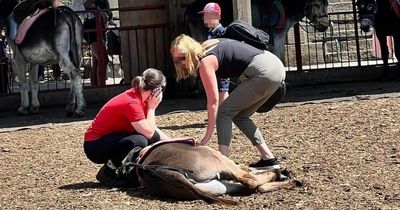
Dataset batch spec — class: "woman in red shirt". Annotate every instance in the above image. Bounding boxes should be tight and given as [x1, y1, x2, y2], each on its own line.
[84, 68, 170, 187]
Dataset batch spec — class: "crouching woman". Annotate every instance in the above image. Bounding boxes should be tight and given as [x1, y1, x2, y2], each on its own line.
[83, 68, 170, 187]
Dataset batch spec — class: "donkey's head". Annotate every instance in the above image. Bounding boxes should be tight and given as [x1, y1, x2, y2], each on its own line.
[305, 0, 330, 32]
[356, 0, 376, 32]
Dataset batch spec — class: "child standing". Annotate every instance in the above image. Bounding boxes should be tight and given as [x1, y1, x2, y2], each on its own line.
[199, 2, 230, 105]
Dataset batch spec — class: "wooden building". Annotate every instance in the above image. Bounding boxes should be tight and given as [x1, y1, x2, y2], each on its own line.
[116, 0, 252, 81]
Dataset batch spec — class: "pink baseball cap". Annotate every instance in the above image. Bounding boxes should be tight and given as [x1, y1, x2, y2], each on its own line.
[198, 2, 221, 16]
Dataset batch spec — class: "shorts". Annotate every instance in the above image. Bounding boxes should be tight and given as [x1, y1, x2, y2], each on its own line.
[217, 77, 230, 92]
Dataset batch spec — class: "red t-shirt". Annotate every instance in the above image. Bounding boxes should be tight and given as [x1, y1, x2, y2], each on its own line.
[84, 88, 148, 141]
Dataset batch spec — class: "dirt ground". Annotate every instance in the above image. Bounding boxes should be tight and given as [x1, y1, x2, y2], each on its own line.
[1, 82, 400, 209]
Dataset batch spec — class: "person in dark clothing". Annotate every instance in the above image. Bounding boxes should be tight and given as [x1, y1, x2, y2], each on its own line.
[171, 34, 286, 170]
[72, 0, 111, 87]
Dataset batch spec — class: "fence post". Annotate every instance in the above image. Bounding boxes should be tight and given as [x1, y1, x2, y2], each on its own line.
[95, 10, 107, 87]
[294, 23, 303, 71]
[232, 0, 252, 24]
[352, 0, 362, 66]
[166, 0, 179, 98]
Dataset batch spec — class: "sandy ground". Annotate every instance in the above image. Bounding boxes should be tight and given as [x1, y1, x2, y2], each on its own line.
[0, 81, 400, 209]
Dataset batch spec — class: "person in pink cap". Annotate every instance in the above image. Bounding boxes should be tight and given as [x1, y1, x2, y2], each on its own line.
[199, 2, 223, 38]
[199, 2, 230, 111]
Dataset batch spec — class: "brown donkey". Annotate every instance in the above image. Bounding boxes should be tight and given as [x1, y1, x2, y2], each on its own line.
[127, 141, 294, 205]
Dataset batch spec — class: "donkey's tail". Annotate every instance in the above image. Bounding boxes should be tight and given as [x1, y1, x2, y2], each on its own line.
[143, 168, 237, 206]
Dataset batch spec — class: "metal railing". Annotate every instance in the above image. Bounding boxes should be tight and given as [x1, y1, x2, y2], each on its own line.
[283, 10, 396, 71]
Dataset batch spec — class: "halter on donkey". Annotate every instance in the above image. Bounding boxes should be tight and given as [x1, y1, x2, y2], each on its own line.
[1, 1, 85, 116]
[357, 0, 400, 79]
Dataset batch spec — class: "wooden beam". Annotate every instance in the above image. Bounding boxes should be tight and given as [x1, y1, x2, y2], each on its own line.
[167, 0, 179, 38]
[232, 0, 252, 24]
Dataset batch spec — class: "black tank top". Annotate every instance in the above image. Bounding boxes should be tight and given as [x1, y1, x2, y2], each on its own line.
[204, 38, 264, 78]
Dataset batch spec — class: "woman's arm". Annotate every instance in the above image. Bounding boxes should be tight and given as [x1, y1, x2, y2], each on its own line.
[156, 128, 170, 140]
[131, 91, 170, 142]
[198, 55, 219, 145]
[130, 118, 170, 142]
[131, 119, 156, 139]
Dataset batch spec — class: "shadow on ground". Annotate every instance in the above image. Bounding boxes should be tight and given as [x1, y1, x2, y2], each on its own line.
[59, 182, 183, 204]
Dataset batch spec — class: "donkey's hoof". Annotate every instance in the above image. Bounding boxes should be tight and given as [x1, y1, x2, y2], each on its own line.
[66, 110, 74, 117]
[291, 179, 303, 187]
[30, 107, 40, 114]
[18, 108, 30, 115]
[65, 110, 84, 118]
[73, 111, 85, 118]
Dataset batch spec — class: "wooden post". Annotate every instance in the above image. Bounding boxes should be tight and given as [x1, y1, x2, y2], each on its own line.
[167, 0, 179, 39]
[232, 0, 252, 24]
[294, 24, 302, 71]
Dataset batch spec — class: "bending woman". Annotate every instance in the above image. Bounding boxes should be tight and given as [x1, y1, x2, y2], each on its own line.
[171, 34, 285, 169]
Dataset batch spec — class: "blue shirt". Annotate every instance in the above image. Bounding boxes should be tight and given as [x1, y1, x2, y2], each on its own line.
[207, 24, 225, 39]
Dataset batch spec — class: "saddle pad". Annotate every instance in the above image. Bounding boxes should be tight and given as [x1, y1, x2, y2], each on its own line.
[15, 8, 49, 45]
[137, 137, 196, 164]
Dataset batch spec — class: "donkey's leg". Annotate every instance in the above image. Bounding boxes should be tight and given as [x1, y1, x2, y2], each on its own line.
[143, 170, 237, 205]
[206, 148, 277, 189]
[14, 56, 30, 115]
[195, 180, 254, 196]
[271, 30, 287, 62]
[59, 56, 85, 117]
[270, 18, 296, 64]
[29, 64, 40, 114]
[257, 180, 293, 193]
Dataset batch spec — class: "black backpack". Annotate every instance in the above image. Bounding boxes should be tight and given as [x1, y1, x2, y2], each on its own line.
[219, 19, 270, 50]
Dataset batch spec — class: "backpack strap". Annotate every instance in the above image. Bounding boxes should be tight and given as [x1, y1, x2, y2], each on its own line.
[203, 39, 220, 55]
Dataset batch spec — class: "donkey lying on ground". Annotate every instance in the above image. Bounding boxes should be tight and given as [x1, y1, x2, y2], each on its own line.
[122, 139, 296, 205]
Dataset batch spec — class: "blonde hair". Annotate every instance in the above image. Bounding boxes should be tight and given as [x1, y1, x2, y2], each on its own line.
[131, 68, 166, 90]
[170, 34, 205, 79]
